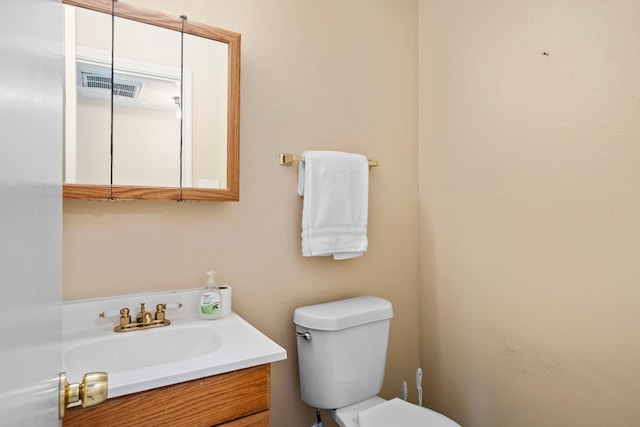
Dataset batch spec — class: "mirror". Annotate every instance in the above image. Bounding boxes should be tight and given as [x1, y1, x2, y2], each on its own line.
[62, 0, 240, 201]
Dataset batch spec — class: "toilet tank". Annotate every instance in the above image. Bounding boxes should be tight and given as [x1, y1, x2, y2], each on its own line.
[294, 296, 393, 410]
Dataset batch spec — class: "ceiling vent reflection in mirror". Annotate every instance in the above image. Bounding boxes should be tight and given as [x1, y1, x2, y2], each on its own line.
[75, 47, 187, 111]
[81, 72, 141, 99]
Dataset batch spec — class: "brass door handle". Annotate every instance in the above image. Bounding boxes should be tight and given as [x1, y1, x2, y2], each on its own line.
[59, 371, 108, 419]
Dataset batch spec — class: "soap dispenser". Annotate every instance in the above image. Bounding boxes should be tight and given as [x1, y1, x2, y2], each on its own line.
[199, 271, 222, 320]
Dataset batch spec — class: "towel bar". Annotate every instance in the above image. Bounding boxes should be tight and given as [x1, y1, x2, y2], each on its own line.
[279, 153, 379, 168]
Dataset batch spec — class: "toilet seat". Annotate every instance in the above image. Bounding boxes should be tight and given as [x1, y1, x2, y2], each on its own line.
[357, 398, 460, 427]
[331, 396, 387, 427]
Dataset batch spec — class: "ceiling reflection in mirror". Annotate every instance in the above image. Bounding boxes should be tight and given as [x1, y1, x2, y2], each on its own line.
[62, 0, 240, 201]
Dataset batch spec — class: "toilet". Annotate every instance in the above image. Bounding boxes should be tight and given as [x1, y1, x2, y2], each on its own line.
[294, 296, 460, 427]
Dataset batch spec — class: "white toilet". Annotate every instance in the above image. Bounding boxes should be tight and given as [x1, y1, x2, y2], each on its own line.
[294, 296, 460, 427]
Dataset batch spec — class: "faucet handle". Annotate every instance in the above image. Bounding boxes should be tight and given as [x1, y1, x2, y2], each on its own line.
[155, 302, 182, 321]
[99, 309, 121, 318]
[164, 302, 183, 311]
[100, 307, 129, 319]
[99, 307, 131, 326]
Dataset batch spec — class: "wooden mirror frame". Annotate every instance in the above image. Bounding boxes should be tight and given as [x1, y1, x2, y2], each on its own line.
[62, 0, 240, 201]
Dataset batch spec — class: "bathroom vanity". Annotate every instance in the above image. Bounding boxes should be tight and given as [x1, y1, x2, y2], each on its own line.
[63, 364, 271, 426]
[61, 289, 286, 427]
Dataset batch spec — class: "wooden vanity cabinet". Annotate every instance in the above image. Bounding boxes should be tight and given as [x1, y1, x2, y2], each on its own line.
[63, 364, 271, 427]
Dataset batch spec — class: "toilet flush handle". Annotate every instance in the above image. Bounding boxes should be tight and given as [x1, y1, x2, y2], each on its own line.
[296, 331, 312, 341]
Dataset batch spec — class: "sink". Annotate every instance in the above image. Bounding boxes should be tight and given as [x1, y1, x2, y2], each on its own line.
[64, 325, 222, 374]
[63, 288, 286, 399]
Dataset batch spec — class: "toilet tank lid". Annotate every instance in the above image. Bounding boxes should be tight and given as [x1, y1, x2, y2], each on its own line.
[294, 296, 393, 331]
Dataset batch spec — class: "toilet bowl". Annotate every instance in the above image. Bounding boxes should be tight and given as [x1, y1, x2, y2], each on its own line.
[294, 296, 460, 427]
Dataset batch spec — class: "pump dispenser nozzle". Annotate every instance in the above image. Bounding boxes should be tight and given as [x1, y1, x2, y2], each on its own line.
[207, 271, 216, 287]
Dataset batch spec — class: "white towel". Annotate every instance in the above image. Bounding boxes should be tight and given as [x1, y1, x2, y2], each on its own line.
[297, 150, 369, 260]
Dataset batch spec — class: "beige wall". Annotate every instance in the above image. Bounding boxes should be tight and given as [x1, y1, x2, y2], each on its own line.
[419, 1, 640, 426]
[63, 1, 419, 427]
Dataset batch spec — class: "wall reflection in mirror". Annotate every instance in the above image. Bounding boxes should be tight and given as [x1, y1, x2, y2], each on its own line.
[62, 0, 240, 201]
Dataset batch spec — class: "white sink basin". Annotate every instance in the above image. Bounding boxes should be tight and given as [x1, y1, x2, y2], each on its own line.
[64, 324, 223, 374]
[63, 289, 287, 398]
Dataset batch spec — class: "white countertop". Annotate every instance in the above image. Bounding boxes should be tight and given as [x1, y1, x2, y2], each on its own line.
[63, 289, 287, 398]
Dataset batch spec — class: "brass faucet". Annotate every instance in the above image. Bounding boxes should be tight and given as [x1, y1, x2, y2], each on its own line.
[136, 303, 153, 325]
[100, 302, 182, 332]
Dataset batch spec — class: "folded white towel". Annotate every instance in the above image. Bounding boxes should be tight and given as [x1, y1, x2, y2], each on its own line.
[298, 150, 369, 260]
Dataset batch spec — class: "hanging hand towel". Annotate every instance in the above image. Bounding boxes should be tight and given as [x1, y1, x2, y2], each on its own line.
[297, 150, 369, 260]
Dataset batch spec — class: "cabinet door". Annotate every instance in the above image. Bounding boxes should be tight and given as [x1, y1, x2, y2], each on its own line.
[64, 365, 270, 427]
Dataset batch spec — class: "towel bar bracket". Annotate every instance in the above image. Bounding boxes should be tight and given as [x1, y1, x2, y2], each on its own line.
[279, 153, 305, 166]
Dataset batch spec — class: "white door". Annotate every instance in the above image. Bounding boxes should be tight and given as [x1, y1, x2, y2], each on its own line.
[0, 0, 64, 425]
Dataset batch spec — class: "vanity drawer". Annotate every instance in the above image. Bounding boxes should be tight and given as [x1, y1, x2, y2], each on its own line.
[63, 364, 271, 427]
[217, 410, 269, 427]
